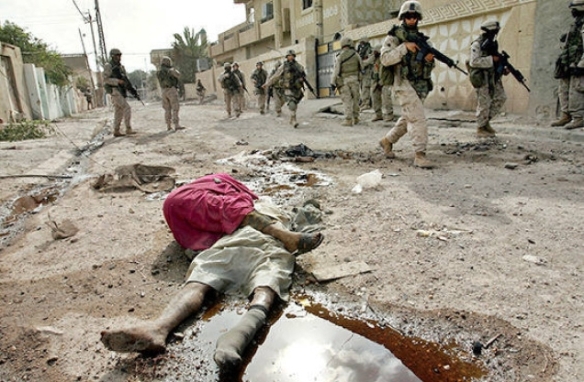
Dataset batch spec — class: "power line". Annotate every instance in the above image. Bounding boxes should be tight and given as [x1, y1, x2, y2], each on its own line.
[71, 0, 90, 23]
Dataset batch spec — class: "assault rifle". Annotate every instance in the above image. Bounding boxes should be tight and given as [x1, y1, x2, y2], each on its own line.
[302, 76, 318, 97]
[111, 65, 144, 104]
[494, 51, 531, 92]
[406, 34, 468, 75]
[481, 39, 530, 92]
[266, 86, 273, 109]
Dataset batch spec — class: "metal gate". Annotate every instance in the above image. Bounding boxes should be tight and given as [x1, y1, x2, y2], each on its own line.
[316, 40, 341, 98]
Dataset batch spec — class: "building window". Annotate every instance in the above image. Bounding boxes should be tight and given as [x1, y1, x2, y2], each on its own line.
[261, 2, 274, 22]
[302, 0, 313, 10]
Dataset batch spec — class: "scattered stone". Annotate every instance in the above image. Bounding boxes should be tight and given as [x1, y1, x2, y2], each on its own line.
[504, 162, 519, 169]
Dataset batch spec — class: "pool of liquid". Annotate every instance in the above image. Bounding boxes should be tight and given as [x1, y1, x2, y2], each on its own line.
[137, 293, 486, 382]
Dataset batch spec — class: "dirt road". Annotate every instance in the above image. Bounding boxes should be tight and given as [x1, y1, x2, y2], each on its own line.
[0, 98, 582, 381]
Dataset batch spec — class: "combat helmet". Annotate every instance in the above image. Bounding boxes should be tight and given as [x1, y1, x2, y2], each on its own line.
[340, 37, 353, 48]
[224, 62, 232, 70]
[398, 1, 423, 20]
[109, 48, 122, 56]
[161, 56, 172, 66]
[570, 0, 584, 11]
[480, 20, 500, 33]
[286, 49, 296, 57]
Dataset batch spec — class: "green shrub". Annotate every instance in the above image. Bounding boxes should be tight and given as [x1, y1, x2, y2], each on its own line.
[0, 120, 55, 142]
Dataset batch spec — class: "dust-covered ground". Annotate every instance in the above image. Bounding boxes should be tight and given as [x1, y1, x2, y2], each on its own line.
[0, 98, 582, 382]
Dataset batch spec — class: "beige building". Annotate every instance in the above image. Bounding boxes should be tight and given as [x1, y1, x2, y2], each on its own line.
[197, 0, 566, 120]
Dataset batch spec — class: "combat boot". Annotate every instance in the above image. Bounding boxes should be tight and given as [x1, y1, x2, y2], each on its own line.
[371, 115, 383, 122]
[290, 116, 299, 128]
[384, 114, 395, 122]
[564, 117, 584, 130]
[276, 111, 282, 117]
[353, 117, 360, 125]
[113, 130, 124, 137]
[125, 127, 137, 135]
[167, 124, 172, 131]
[477, 125, 495, 138]
[379, 137, 395, 159]
[341, 119, 353, 126]
[551, 113, 571, 127]
[485, 121, 497, 135]
[414, 152, 434, 168]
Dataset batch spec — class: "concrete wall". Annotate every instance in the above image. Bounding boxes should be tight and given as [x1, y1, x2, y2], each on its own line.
[0, 42, 32, 123]
[528, 0, 571, 120]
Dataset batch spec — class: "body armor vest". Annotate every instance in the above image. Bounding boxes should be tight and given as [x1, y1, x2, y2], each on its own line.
[157, 67, 179, 88]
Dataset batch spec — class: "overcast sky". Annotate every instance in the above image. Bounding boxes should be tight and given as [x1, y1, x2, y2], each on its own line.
[0, 0, 246, 72]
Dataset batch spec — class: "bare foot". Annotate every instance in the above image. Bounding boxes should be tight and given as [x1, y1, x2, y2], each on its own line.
[100, 322, 167, 353]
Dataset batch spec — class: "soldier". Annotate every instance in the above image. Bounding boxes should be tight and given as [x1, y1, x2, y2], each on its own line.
[103, 48, 136, 137]
[157, 56, 183, 131]
[378, 0, 435, 169]
[357, 37, 373, 111]
[331, 36, 363, 126]
[232, 62, 246, 116]
[251, 61, 269, 114]
[468, 20, 508, 138]
[551, 0, 584, 129]
[196, 79, 206, 105]
[371, 45, 393, 122]
[217, 62, 243, 118]
[267, 61, 285, 117]
[264, 50, 307, 128]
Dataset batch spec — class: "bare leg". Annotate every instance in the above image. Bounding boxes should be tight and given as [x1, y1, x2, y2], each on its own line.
[214, 287, 275, 369]
[240, 210, 324, 254]
[100, 282, 212, 353]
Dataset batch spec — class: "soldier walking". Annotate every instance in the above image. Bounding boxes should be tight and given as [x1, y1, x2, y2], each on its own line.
[468, 20, 507, 138]
[267, 61, 285, 117]
[251, 62, 269, 114]
[264, 50, 307, 128]
[196, 79, 206, 105]
[331, 37, 363, 126]
[551, 0, 584, 129]
[218, 62, 243, 119]
[357, 38, 373, 111]
[157, 56, 183, 131]
[378, 1, 435, 168]
[232, 62, 246, 116]
[103, 48, 135, 137]
[371, 45, 395, 122]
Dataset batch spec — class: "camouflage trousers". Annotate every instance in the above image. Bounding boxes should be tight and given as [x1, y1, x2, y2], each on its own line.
[110, 89, 132, 132]
[284, 89, 304, 119]
[224, 90, 242, 116]
[272, 88, 285, 114]
[371, 84, 393, 118]
[383, 81, 428, 154]
[340, 76, 360, 120]
[232, 92, 245, 113]
[360, 69, 372, 108]
[475, 79, 506, 127]
[558, 76, 584, 118]
[256, 92, 267, 113]
[161, 87, 180, 128]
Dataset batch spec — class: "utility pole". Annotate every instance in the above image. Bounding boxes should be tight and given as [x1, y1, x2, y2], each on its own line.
[78, 27, 96, 104]
[86, 12, 100, 74]
[95, 0, 107, 65]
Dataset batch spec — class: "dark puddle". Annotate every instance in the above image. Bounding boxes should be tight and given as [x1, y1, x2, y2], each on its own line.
[130, 293, 486, 382]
